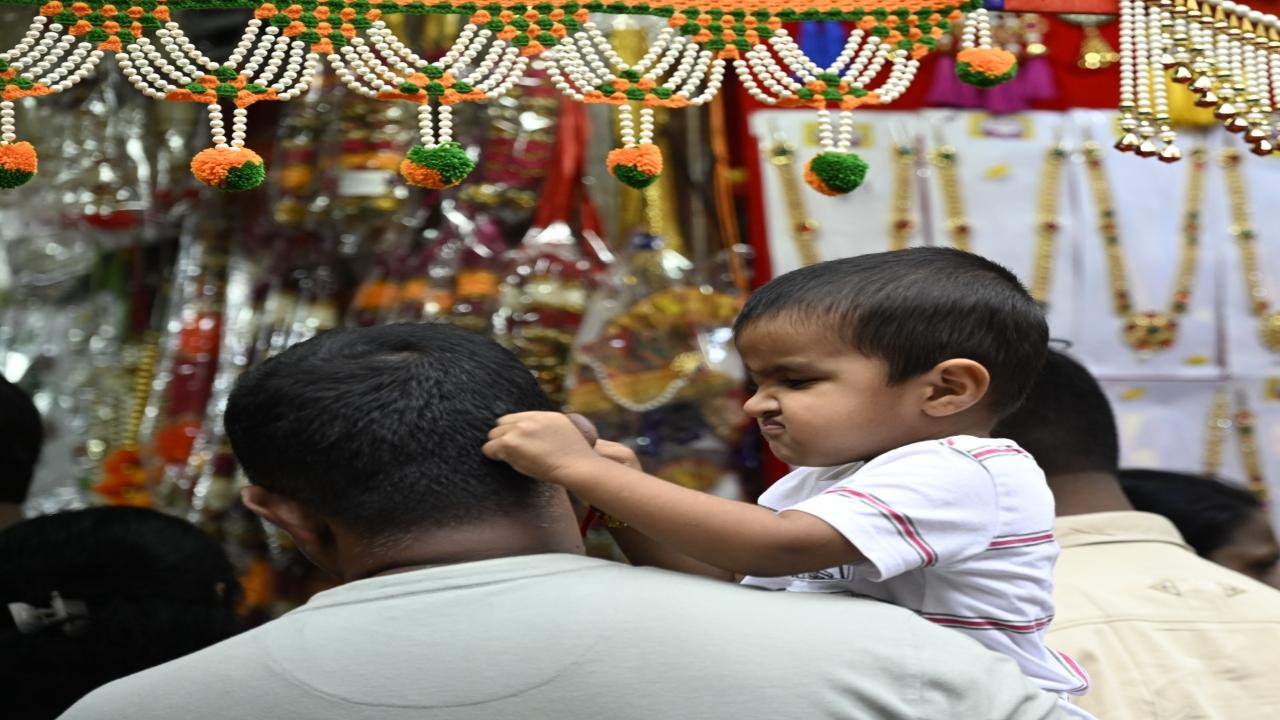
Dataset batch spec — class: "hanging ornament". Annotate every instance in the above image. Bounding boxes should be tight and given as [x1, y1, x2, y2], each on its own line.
[191, 146, 265, 191]
[1059, 14, 1120, 70]
[607, 104, 663, 189]
[802, 108, 868, 196]
[0, 138, 36, 188]
[400, 102, 475, 189]
[804, 150, 868, 196]
[1114, 0, 1181, 160]
[955, 9, 1018, 87]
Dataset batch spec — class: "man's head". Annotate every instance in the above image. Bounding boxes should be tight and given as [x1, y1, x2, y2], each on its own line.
[0, 506, 241, 718]
[734, 248, 1048, 465]
[993, 349, 1119, 479]
[1120, 469, 1280, 587]
[0, 376, 42, 520]
[226, 323, 569, 570]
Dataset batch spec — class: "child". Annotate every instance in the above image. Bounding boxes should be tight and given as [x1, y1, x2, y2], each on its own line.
[484, 247, 1093, 718]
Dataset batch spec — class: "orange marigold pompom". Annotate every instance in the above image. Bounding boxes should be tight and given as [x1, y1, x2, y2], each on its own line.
[955, 47, 1019, 87]
[190, 147, 266, 191]
[606, 144, 664, 189]
[0, 141, 38, 188]
[957, 47, 1017, 76]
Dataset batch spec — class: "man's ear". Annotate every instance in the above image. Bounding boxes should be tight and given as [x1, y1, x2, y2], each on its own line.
[241, 486, 337, 573]
[920, 359, 991, 418]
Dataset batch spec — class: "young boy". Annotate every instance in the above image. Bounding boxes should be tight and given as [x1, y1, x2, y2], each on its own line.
[484, 248, 1092, 717]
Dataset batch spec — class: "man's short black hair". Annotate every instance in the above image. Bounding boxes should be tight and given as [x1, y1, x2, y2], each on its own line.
[734, 248, 1048, 416]
[0, 376, 43, 504]
[992, 349, 1119, 477]
[225, 323, 556, 537]
[1119, 469, 1263, 557]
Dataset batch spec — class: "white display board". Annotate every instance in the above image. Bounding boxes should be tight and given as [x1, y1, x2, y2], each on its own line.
[752, 108, 1280, 504]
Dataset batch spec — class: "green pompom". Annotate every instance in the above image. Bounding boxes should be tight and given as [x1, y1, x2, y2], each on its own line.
[401, 143, 476, 188]
[804, 152, 869, 196]
[612, 164, 659, 189]
[0, 168, 34, 189]
[221, 162, 266, 192]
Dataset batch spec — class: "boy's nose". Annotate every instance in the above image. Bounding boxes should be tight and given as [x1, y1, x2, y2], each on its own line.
[742, 390, 778, 418]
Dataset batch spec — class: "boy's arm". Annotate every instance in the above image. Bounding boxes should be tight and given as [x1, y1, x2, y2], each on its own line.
[590, 440, 736, 581]
[607, 525, 737, 581]
[485, 412, 866, 577]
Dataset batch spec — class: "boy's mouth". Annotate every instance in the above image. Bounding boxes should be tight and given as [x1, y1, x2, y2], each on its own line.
[760, 419, 786, 437]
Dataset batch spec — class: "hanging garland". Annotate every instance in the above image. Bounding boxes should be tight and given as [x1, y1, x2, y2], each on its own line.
[7, 0, 1274, 188]
[0, 0, 992, 194]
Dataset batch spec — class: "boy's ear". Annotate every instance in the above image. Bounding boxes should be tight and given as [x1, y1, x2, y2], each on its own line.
[920, 359, 990, 417]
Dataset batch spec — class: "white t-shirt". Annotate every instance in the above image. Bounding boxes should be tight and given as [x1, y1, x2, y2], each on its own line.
[742, 436, 1092, 712]
[59, 553, 1064, 720]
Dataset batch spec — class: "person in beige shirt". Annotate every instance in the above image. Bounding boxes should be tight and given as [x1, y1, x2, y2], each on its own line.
[995, 349, 1280, 719]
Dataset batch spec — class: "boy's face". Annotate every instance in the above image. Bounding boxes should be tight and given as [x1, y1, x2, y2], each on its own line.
[737, 320, 935, 467]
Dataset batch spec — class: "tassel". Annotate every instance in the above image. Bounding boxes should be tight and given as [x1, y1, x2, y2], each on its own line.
[1017, 56, 1056, 103]
[926, 56, 983, 108]
[1166, 75, 1217, 127]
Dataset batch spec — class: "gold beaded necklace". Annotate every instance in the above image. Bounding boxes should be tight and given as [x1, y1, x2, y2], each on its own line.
[926, 142, 1067, 309]
[766, 136, 821, 267]
[1204, 390, 1267, 499]
[1081, 142, 1206, 353]
[889, 144, 917, 251]
[1219, 148, 1280, 353]
[1030, 144, 1069, 309]
[927, 145, 972, 253]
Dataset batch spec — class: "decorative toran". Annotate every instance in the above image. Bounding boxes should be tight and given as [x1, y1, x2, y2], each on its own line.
[3, 0, 1275, 191]
[0, 0, 1019, 195]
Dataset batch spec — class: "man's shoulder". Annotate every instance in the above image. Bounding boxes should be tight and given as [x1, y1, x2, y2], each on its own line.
[1054, 538, 1280, 628]
[59, 630, 273, 718]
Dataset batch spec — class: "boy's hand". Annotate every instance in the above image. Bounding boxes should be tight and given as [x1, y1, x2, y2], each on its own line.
[484, 412, 605, 484]
[594, 439, 642, 471]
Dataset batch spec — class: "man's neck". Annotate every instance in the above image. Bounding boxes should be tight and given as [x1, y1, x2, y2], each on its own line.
[336, 508, 586, 583]
[1047, 471, 1135, 517]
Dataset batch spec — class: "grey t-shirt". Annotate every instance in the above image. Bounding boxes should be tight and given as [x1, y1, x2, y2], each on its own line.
[61, 553, 1063, 719]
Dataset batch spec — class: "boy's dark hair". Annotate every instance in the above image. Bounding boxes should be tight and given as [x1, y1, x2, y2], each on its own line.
[225, 323, 556, 537]
[734, 248, 1048, 416]
[0, 507, 241, 718]
[0, 376, 43, 504]
[992, 349, 1120, 476]
[1118, 469, 1263, 557]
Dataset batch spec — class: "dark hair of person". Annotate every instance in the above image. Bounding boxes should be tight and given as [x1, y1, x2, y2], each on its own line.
[733, 247, 1048, 417]
[0, 506, 241, 719]
[1118, 468, 1263, 557]
[0, 375, 44, 504]
[992, 349, 1120, 477]
[225, 322, 557, 537]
